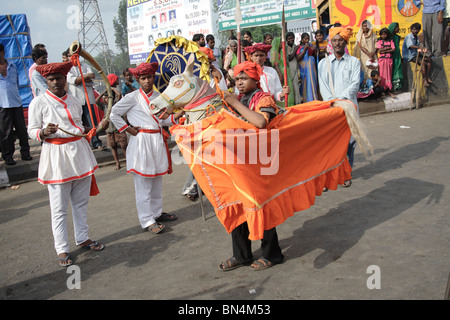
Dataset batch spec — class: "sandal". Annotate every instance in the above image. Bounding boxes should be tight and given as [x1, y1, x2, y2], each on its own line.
[156, 212, 177, 222]
[57, 254, 73, 267]
[343, 180, 352, 188]
[146, 222, 165, 234]
[185, 194, 198, 202]
[218, 257, 247, 271]
[80, 240, 105, 251]
[251, 257, 275, 271]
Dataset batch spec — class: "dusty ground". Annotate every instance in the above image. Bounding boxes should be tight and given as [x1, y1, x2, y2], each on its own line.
[0, 104, 449, 302]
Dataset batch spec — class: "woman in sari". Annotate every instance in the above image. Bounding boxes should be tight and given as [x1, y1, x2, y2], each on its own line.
[296, 33, 318, 102]
[388, 22, 404, 91]
[224, 39, 245, 78]
[353, 20, 378, 80]
[269, 36, 297, 107]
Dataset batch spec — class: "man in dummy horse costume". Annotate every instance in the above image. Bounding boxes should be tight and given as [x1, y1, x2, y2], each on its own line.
[146, 45, 373, 271]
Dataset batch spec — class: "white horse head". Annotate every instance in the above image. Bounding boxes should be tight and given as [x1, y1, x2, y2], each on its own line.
[150, 54, 223, 123]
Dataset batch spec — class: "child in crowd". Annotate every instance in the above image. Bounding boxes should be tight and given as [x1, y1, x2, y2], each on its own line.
[370, 70, 394, 98]
[95, 74, 128, 170]
[402, 22, 433, 86]
[376, 28, 395, 95]
[313, 30, 328, 61]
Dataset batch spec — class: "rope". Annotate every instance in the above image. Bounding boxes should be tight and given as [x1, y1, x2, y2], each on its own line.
[71, 53, 96, 129]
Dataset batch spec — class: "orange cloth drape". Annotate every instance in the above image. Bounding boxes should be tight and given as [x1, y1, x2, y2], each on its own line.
[170, 100, 353, 240]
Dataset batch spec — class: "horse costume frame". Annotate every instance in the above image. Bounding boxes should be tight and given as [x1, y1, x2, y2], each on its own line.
[150, 54, 373, 241]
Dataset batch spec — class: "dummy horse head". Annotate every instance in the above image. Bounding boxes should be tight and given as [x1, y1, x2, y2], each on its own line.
[150, 54, 224, 124]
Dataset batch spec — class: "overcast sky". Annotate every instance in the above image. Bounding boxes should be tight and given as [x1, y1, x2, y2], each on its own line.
[3, 0, 121, 63]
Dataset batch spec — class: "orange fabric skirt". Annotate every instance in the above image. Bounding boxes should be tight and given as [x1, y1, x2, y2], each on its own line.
[170, 100, 353, 240]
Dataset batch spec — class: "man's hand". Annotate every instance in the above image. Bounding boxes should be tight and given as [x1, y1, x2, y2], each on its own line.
[126, 126, 140, 136]
[43, 123, 59, 136]
[223, 91, 239, 105]
[97, 119, 109, 131]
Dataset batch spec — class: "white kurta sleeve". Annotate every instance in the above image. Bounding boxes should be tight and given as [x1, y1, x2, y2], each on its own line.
[110, 94, 135, 133]
[27, 98, 44, 142]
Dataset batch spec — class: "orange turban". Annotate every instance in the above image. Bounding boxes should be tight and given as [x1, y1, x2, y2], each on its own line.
[36, 61, 73, 78]
[244, 43, 272, 55]
[233, 61, 263, 81]
[329, 26, 353, 42]
[199, 47, 216, 62]
[129, 62, 158, 78]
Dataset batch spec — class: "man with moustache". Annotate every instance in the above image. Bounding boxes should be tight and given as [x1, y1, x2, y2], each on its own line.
[27, 61, 107, 267]
[318, 27, 360, 187]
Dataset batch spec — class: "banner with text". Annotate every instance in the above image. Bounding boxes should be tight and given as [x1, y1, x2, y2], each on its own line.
[217, 0, 315, 31]
[127, 0, 214, 64]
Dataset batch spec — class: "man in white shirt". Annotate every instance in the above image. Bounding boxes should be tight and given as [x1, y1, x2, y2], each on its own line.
[244, 43, 290, 103]
[318, 26, 360, 187]
[30, 45, 48, 97]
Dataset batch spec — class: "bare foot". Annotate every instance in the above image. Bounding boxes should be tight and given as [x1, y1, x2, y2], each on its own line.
[114, 163, 121, 170]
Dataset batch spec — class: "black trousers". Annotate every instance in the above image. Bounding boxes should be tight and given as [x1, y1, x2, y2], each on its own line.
[0, 107, 30, 160]
[231, 222, 284, 264]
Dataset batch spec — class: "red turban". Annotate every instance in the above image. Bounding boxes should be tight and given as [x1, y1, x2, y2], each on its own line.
[129, 62, 158, 78]
[244, 43, 272, 55]
[233, 61, 263, 81]
[107, 74, 119, 86]
[199, 47, 216, 62]
[36, 61, 73, 78]
[329, 27, 353, 42]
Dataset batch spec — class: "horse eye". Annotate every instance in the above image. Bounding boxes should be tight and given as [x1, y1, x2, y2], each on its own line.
[174, 80, 183, 88]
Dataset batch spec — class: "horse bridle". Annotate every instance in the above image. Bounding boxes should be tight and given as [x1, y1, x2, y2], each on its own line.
[159, 73, 196, 106]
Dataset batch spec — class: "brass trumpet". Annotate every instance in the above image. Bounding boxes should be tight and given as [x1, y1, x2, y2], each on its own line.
[69, 40, 113, 133]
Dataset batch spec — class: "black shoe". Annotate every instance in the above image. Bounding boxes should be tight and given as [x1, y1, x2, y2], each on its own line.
[21, 155, 33, 161]
[5, 158, 16, 165]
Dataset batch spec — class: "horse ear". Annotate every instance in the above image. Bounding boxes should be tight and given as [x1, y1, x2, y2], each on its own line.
[185, 54, 195, 76]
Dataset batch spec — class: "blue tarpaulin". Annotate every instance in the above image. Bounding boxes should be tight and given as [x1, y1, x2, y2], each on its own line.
[0, 14, 34, 111]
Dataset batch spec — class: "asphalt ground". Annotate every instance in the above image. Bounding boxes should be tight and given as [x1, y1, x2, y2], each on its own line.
[0, 103, 449, 306]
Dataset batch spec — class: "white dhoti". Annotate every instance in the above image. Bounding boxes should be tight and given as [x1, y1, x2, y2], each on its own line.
[47, 175, 92, 254]
[133, 174, 163, 229]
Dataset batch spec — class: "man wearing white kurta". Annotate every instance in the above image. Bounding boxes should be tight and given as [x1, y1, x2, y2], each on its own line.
[27, 61, 105, 267]
[110, 62, 179, 234]
[244, 43, 290, 103]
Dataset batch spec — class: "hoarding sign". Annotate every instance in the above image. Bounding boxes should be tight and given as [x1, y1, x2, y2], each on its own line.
[217, 0, 316, 31]
[127, 0, 214, 64]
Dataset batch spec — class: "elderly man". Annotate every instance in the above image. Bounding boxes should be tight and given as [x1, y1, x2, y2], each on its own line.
[318, 27, 360, 187]
[27, 61, 106, 267]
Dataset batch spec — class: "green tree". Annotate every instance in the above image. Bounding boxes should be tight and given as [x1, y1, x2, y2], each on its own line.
[112, 0, 132, 72]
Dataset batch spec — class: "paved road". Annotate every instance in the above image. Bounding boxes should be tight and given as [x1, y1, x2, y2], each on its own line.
[1, 104, 449, 302]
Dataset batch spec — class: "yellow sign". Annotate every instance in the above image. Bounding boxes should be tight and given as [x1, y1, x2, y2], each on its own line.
[330, 0, 422, 41]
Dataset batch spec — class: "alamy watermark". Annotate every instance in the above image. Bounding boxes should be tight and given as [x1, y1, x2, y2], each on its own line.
[171, 124, 280, 175]
[366, 265, 381, 289]
[66, 5, 80, 31]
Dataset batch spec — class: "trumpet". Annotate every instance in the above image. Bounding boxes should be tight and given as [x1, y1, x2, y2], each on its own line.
[69, 40, 113, 133]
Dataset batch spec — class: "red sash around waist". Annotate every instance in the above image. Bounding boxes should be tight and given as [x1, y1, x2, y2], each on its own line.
[45, 136, 82, 144]
[138, 128, 172, 174]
